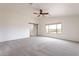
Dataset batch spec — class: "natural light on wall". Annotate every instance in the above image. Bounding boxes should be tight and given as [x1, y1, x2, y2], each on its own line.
[46, 24, 62, 34]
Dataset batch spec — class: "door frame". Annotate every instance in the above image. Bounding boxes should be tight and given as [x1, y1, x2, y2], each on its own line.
[29, 23, 38, 37]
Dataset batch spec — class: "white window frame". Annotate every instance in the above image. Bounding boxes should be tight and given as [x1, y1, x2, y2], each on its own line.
[46, 23, 62, 34]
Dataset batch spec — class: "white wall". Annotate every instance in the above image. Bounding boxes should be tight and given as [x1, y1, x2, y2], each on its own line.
[0, 4, 79, 42]
[0, 4, 38, 42]
[38, 16, 79, 42]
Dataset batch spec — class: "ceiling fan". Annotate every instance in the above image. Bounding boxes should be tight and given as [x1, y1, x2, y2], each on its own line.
[33, 9, 49, 17]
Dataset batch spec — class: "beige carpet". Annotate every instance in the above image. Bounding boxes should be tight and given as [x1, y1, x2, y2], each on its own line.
[0, 37, 79, 56]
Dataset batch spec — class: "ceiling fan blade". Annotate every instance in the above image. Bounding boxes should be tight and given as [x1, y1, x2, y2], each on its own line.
[43, 13, 49, 14]
[37, 15, 40, 17]
[33, 13, 39, 14]
[42, 13, 49, 15]
[40, 9, 43, 14]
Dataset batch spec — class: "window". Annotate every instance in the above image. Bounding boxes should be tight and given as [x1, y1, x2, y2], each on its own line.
[46, 24, 62, 33]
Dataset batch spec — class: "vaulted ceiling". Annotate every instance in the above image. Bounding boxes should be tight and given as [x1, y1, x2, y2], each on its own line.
[30, 3, 79, 17]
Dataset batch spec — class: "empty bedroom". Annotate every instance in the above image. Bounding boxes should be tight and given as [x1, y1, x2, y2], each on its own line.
[0, 3, 79, 56]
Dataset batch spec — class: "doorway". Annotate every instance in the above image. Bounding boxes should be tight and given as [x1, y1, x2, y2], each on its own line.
[29, 23, 38, 37]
